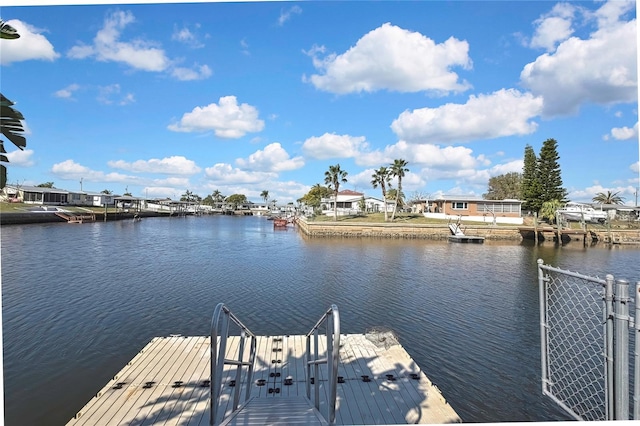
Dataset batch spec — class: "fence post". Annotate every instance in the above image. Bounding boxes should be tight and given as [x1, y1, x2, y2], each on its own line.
[634, 282, 640, 420]
[605, 275, 615, 420]
[537, 259, 549, 395]
[614, 279, 630, 420]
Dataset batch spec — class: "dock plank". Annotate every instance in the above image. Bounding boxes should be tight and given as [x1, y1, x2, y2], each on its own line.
[67, 334, 460, 425]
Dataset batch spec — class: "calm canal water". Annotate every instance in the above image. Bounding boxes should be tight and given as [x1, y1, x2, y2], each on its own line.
[2, 215, 638, 425]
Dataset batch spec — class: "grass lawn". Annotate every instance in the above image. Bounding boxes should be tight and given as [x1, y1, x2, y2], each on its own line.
[0, 202, 115, 214]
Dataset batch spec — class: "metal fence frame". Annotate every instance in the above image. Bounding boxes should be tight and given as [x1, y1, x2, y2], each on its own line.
[537, 259, 639, 420]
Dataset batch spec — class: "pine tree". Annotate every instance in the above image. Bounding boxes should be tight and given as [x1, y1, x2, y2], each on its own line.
[521, 144, 541, 212]
[536, 138, 567, 205]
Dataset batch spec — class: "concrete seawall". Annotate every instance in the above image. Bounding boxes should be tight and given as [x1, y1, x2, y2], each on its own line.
[295, 217, 523, 240]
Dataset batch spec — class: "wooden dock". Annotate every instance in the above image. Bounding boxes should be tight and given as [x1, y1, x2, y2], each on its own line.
[67, 334, 461, 425]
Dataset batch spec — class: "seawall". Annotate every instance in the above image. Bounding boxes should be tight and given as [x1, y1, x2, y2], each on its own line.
[295, 217, 523, 240]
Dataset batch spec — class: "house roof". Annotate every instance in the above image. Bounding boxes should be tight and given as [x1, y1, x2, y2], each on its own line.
[338, 189, 363, 196]
[431, 196, 522, 203]
[11, 185, 69, 194]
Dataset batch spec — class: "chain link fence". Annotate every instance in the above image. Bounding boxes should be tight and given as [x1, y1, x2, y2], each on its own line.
[537, 260, 639, 421]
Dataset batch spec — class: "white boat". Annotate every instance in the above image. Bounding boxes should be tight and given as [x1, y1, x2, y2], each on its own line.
[557, 202, 608, 223]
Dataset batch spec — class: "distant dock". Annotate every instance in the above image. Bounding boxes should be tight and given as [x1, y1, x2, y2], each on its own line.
[67, 334, 461, 425]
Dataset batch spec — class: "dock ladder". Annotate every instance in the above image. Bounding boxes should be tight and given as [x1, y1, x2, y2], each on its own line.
[209, 303, 340, 426]
[448, 216, 465, 236]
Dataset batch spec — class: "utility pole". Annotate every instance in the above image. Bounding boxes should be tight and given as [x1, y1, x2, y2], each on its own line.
[80, 177, 83, 192]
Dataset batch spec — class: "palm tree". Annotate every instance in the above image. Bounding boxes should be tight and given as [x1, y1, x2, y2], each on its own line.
[324, 164, 348, 221]
[1, 20, 26, 189]
[540, 199, 562, 224]
[260, 190, 269, 205]
[592, 190, 624, 205]
[389, 159, 409, 221]
[371, 166, 391, 222]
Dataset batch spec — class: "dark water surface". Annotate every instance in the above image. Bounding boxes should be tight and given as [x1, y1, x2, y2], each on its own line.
[2, 216, 638, 425]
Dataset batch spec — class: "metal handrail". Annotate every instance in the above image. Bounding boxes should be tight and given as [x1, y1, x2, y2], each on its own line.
[305, 304, 340, 425]
[210, 303, 256, 426]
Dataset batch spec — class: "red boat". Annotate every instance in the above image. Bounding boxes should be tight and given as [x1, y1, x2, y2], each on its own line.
[273, 218, 289, 227]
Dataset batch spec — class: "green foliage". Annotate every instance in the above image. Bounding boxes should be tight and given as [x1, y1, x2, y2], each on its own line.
[592, 190, 624, 205]
[37, 182, 54, 188]
[324, 164, 348, 221]
[390, 159, 409, 220]
[371, 166, 391, 222]
[260, 190, 269, 203]
[521, 144, 541, 211]
[387, 189, 405, 207]
[298, 184, 332, 209]
[0, 19, 27, 189]
[537, 138, 567, 204]
[1, 22, 26, 190]
[484, 172, 522, 200]
[180, 190, 199, 202]
[226, 193, 248, 208]
[202, 194, 215, 206]
[101, 189, 113, 194]
[358, 196, 367, 213]
[520, 140, 566, 213]
[540, 199, 562, 224]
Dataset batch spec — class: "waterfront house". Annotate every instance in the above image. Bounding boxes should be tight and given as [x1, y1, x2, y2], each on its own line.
[321, 190, 394, 216]
[0, 184, 69, 205]
[68, 190, 117, 207]
[413, 195, 524, 225]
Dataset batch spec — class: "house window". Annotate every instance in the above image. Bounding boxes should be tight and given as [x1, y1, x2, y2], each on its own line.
[452, 202, 468, 210]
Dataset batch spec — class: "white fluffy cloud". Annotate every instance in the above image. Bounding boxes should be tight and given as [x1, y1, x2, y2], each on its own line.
[171, 64, 212, 81]
[608, 122, 639, 140]
[306, 23, 471, 94]
[301, 133, 368, 159]
[171, 25, 205, 49]
[529, 3, 576, 51]
[4, 149, 35, 167]
[0, 19, 59, 65]
[278, 5, 302, 26]
[65, 10, 212, 81]
[358, 140, 482, 170]
[51, 159, 136, 183]
[168, 96, 265, 139]
[391, 89, 543, 144]
[67, 10, 170, 72]
[204, 163, 276, 184]
[107, 156, 201, 175]
[236, 143, 304, 172]
[521, 1, 636, 116]
[54, 84, 80, 99]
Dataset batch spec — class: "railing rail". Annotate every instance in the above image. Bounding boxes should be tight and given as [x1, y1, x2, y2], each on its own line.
[210, 303, 256, 426]
[306, 304, 340, 425]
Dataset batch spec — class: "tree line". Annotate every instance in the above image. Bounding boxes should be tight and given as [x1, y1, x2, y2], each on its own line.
[298, 159, 410, 221]
[485, 138, 625, 222]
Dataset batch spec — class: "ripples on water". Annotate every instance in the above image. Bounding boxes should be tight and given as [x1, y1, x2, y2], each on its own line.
[2, 216, 638, 425]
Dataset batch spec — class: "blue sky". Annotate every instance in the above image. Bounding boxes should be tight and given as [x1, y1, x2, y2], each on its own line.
[1, 0, 638, 205]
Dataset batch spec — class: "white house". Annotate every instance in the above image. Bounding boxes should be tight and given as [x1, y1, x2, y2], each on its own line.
[0, 184, 69, 205]
[321, 190, 395, 216]
[68, 190, 117, 207]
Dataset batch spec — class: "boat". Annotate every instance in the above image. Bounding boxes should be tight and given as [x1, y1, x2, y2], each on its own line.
[273, 218, 289, 227]
[556, 202, 607, 223]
